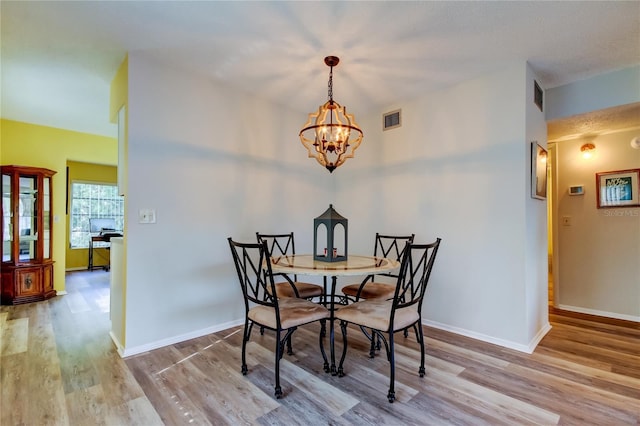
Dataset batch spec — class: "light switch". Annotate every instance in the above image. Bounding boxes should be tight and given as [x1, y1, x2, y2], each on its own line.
[562, 216, 571, 226]
[139, 209, 156, 224]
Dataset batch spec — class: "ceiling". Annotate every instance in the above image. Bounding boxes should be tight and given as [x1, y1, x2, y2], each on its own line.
[1, 1, 639, 139]
[547, 102, 640, 142]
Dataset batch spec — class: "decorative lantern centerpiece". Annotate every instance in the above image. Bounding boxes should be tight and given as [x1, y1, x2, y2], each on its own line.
[314, 204, 348, 262]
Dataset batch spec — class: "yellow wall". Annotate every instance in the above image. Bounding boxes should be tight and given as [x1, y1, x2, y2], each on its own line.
[65, 161, 118, 270]
[110, 55, 128, 122]
[0, 119, 117, 292]
[111, 56, 128, 199]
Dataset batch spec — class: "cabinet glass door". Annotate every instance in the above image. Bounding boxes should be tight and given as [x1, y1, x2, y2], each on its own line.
[2, 173, 12, 262]
[18, 176, 38, 261]
[43, 176, 51, 259]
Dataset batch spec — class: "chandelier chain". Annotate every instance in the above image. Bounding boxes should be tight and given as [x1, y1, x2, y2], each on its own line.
[328, 66, 333, 102]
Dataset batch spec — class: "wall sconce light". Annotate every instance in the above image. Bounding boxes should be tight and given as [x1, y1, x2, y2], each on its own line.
[631, 136, 640, 149]
[581, 143, 596, 159]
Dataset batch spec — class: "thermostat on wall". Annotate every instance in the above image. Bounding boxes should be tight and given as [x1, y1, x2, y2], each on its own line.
[569, 185, 584, 195]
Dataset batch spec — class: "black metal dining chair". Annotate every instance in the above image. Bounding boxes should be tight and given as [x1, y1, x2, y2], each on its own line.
[340, 233, 414, 357]
[256, 232, 326, 355]
[228, 237, 330, 399]
[341, 233, 415, 302]
[256, 232, 324, 301]
[335, 238, 441, 403]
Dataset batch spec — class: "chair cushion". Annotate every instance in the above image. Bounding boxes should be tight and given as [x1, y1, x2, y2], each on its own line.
[274, 281, 323, 299]
[335, 300, 419, 332]
[249, 297, 329, 330]
[341, 282, 396, 300]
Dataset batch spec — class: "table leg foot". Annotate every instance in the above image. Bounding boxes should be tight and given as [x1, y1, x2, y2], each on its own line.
[337, 367, 345, 377]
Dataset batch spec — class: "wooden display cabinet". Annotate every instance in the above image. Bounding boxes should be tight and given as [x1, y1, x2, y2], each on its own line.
[1, 165, 56, 304]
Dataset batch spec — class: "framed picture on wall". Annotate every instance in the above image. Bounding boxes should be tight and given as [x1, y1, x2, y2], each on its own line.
[531, 142, 548, 200]
[596, 169, 640, 208]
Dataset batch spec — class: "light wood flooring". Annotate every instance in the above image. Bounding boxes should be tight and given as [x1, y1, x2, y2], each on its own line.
[1, 270, 639, 425]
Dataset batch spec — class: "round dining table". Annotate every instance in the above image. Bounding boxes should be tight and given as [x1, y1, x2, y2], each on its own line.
[270, 254, 400, 375]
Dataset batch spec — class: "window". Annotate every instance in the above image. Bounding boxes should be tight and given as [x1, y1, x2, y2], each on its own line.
[70, 182, 123, 248]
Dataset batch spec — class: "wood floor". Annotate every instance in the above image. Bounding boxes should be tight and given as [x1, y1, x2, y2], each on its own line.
[1, 270, 638, 425]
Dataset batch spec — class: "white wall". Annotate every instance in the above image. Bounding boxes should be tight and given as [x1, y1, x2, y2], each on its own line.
[335, 62, 549, 351]
[525, 63, 552, 346]
[553, 129, 640, 321]
[545, 65, 640, 121]
[124, 53, 335, 351]
[121, 55, 549, 354]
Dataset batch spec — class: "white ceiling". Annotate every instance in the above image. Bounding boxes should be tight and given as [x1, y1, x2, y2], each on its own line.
[547, 102, 640, 142]
[2, 1, 639, 138]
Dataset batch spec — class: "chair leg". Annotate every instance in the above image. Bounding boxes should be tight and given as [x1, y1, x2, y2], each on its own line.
[319, 320, 329, 373]
[401, 325, 419, 341]
[337, 320, 348, 377]
[417, 322, 426, 377]
[278, 329, 295, 361]
[241, 319, 251, 375]
[274, 329, 283, 399]
[369, 328, 376, 358]
[261, 323, 293, 356]
[246, 322, 254, 341]
[361, 327, 381, 358]
[387, 331, 396, 403]
[286, 334, 294, 355]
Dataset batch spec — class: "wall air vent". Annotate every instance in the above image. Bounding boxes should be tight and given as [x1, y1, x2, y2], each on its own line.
[383, 109, 401, 131]
[534, 80, 543, 112]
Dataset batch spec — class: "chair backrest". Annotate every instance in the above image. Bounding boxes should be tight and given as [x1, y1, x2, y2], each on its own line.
[256, 232, 296, 257]
[228, 238, 280, 316]
[256, 232, 299, 281]
[391, 238, 441, 320]
[373, 233, 415, 279]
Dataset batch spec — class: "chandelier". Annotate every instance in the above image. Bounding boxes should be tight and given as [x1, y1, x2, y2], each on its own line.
[299, 56, 363, 173]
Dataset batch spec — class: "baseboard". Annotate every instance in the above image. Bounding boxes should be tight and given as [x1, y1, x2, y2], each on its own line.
[422, 319, 551, 354]
[65, 267, 90, 272]
[114, 315, 555, 358]
[557, 304, 640, 323]
[109, 331, 126, 357]
[527, 322, 552, 352]
[115, 318, 244, 358]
